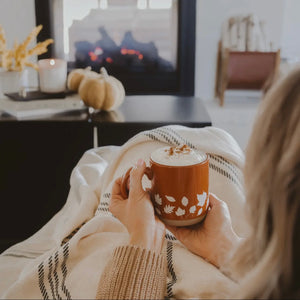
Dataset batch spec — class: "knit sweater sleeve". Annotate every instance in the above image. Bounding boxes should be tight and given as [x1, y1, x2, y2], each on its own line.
[96, 245, 167, 300]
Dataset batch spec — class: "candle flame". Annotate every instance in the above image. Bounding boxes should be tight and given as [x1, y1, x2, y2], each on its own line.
[50, 59, 55, 66]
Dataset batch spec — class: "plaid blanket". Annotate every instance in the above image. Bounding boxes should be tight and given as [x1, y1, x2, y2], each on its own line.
[0, 125, 250, 299]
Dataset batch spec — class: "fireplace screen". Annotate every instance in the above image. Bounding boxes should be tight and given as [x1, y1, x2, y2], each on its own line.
[38, 0, 195, 95]
[57, 0, 178, 74]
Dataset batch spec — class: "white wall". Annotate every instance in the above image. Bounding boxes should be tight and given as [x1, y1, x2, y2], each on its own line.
[281, 0, 300, 61]
[0, 0, 37, 86]
[0, 0, 35, 48]
[194, 0, 286, 101]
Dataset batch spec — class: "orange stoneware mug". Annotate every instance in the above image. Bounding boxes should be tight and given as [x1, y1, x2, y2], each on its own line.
[121, 145, 209, 227]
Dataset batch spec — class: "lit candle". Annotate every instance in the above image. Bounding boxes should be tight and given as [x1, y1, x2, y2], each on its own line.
[38, 58, 67, 93]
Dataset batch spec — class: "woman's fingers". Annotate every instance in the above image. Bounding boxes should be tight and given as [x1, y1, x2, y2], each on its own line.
[110, 177, 127, 216]
[208, 193, 224, 209]
[129, 159, 147, 199]
[111, 177, 123, 197]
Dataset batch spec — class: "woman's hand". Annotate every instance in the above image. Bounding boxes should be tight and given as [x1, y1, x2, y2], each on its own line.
[167, 193, 242, 268]
[110, 159, 165, 254]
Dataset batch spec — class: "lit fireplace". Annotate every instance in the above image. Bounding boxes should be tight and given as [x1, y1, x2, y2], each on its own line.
[75, 27, 174, 73]
[35, 0, 196, 95]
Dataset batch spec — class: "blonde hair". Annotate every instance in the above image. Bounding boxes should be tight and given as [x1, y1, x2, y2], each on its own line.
[232, 67, 300, 299]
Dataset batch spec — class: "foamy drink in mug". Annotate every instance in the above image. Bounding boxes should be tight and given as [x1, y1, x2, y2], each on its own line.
[121, 145, 209, 226]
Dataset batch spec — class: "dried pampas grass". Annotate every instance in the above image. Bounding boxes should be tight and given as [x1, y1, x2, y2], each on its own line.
[0, 24, 53, 72]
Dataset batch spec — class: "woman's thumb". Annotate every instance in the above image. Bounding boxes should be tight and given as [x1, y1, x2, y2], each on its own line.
[129, 159, 146, 197]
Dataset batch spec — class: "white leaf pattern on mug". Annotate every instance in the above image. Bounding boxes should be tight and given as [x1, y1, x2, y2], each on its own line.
[164, 205, 175, 214]
[189, 205, 196, 213]
[165, 196, 176, 202]
[197, 192, 207, 206]
[181, 196, 189, 206]
[197, 207, 203, 216]
[154, 194, 162, 205]
[175, 207, 185, 216]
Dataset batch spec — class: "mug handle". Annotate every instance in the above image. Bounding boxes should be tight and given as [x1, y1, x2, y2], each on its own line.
[120, 166, 153, 198]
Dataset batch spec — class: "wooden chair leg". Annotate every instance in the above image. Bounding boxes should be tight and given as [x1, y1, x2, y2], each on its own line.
[215, 41, 222, 100]
[218, 66, 227, 106]
[219, 48, 229, 106]
[219, 84, 225, 106]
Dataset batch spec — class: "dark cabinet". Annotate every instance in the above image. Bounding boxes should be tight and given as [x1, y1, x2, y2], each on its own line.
[0, 118, 93, 252]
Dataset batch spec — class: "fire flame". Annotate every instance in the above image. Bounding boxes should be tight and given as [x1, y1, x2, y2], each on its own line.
[89, 51, 98, 62]
[88, 46, 144, 63]
[121, 47, 143, 60]
[106, 57, 113, 63]
[89, 47, 103, 61]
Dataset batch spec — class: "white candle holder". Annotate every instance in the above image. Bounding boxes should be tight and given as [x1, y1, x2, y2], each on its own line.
[38, 59, 67, 93]
[0, 69, 28, 96]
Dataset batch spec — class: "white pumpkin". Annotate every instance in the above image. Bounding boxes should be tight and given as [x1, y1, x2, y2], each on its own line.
[67, 66, 98, 92]
[78, 67, 125, 111]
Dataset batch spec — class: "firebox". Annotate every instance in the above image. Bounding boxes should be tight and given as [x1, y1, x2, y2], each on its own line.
[35, 0, 196, 95]
[74, 27, 174, 74]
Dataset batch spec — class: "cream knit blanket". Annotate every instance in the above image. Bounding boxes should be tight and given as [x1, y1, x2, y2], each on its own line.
[0, 125, 250, 299]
